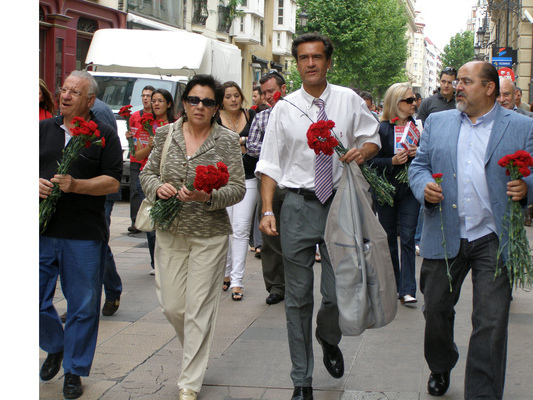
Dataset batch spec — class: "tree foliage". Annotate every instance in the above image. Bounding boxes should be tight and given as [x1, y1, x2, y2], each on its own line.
[294, 0, 409, 98]
[440, 31, 475, 71]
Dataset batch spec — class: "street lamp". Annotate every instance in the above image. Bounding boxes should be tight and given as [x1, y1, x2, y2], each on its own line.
[476, 26, 486, 46]
[298, 11, 308, 29]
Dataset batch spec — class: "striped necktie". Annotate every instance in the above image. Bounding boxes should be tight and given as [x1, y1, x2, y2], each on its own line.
[312, 98, 333, 204]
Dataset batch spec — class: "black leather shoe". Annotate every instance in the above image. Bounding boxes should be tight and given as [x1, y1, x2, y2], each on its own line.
[40, 351, 63, 381]
[102, 298, 120, 316]
[266, 293, 284, 304]
[63, 373, 83, 399]
[291, 386, 313, 400]
[315, 329, 344, 378]
[427, 371, 450, 396]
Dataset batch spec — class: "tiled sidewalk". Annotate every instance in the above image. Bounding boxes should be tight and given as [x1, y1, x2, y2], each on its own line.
[39, 201, 533, 399]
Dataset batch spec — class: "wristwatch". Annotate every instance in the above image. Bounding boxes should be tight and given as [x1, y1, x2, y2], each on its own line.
[261, 211, 275, 218]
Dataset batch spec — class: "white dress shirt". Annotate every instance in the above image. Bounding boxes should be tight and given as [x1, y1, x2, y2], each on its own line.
[255, 83, 380, 189]
[456, 103, 498, 240]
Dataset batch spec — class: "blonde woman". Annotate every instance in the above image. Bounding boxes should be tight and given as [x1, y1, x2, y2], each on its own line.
[368, 83, 419, 306]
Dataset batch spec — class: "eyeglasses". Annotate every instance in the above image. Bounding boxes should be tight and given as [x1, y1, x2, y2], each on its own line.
[186, 96, 217, 108]
[399, 97, 417, 104]
[58, 87, 84, 97]
[141, 94, 152, 98]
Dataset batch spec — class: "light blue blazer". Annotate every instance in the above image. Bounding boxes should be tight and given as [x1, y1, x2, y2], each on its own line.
[409, 103, 533, 261]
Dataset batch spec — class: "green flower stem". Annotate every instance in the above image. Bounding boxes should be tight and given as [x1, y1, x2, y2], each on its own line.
[439, 200, 453, 292]
[39, 137, 91, 234]
[395, 163, 410, 186]
[150, 182, 195, 230]
[496, 168, 533, 290]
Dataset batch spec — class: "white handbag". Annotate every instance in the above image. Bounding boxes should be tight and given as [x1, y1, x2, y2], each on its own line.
[136, 127, 174, 232]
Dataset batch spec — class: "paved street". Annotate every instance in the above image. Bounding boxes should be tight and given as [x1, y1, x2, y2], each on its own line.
[39, 200, 533, 400]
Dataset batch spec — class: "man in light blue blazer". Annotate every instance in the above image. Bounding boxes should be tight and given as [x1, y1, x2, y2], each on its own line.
[409, 61, 533, 399]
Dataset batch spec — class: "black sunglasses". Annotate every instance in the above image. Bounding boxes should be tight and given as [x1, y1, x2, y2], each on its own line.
[441, 67, 457, 77]
[262, 69, 284, 80]
[186, 96, 217, 108]
[399, 97, 417, 104]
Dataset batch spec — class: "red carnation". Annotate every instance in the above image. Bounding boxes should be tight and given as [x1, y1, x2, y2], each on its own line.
[306, 120, 339, 156]
[71, 116, 85, 126]
[273, 91, 282, 102]
[118, 105, 132, 118]
[432, 173, 443, 185]
[250, 105, 258, 111]
[193, 162, 230, 194]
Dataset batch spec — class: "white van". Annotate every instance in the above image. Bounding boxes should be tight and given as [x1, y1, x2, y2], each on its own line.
[86, 28, 242, 194]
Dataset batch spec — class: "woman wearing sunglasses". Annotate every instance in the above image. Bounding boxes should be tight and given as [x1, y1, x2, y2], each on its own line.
[216, 81, 257, 300]
[140, 75, 245, 400]
[368, 82, 420, 307]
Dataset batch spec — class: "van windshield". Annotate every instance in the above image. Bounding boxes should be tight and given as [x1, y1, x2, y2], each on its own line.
[94, 77, 174, 113]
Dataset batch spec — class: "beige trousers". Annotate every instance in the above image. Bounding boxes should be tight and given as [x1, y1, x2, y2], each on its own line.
[155, 229, 229, 393]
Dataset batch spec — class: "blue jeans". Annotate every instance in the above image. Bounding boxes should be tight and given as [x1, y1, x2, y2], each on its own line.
[39, 236, 106, 376]
[420, 233, 511, 399]
[375, 186, 419, 297]
[104, 201, 122, 301]
[136, 174, 155, 269]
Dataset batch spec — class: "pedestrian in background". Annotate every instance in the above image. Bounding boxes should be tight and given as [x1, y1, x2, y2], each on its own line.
[368, 82, 419, 306]
[125, 85, 155, 234]
[217, 81, 257, 300]
[39, 78, 55, 120]
[246, 70, 288, 305]
[135, 88, 177, 275]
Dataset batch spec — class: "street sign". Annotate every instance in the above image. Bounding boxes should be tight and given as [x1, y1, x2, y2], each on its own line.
[498, 67, 516, 82]
[493, 57, 513, 68]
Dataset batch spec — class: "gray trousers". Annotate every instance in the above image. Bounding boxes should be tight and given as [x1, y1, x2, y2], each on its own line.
[280, 191, 342, 387]
[258, 181, 286, 297]
[420, 233, 511, 400]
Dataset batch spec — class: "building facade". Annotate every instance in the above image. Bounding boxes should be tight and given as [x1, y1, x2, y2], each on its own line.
[39, 0, 127, 95]
[482, 0, 533, 103]
[39, 0, 296, 103]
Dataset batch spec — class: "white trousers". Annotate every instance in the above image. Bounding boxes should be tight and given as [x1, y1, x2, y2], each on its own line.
[225, 177, 258, 289]
[154, 229, 228, 393]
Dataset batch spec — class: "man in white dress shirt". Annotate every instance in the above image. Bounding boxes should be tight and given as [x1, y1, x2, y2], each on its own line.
[256, 33, 380, 400]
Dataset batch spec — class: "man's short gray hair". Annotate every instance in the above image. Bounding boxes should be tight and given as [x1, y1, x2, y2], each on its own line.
[68, 70, 99, 96]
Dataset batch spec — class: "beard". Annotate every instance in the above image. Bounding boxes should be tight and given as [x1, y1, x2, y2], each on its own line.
[456, 92, 467, 112]
[456, 100, 467, 113]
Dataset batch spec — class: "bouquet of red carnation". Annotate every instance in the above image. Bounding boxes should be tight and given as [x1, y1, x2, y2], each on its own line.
[39, 117, 105, 234]
[119, 105, 135, 157]
[496, 150, 533, 289]
[307, 120, 339, 156]
[150, 162, 230, 230]
[141, 113, 156, 137]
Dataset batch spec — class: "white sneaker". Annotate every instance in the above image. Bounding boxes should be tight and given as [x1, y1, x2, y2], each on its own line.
[401, 295, 417, 305]
[150, 269, 155, 276]
[415, 245, 420, 256]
